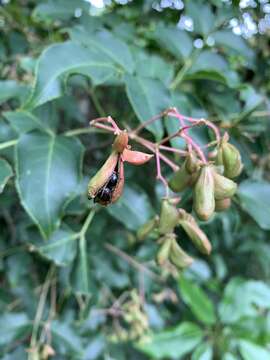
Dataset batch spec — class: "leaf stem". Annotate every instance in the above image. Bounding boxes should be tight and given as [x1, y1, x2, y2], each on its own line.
[88, 87, 106, 117]
[0, 139, 18, 150]
[170, 50, 199, 90]
[80, 207, 96, 237]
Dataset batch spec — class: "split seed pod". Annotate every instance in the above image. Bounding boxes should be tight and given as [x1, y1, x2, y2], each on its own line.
[194, 165, 215, 221]
[216, 134, 243, 178]
[158, 198, 180, 235]
[169, 235, 194, 270]
[169, 160, 191, 193]
[87, 150, 119, 201]
[215, 198, 231, 212]
[212, 168, 237, 200]
[179, 209, 212, 255]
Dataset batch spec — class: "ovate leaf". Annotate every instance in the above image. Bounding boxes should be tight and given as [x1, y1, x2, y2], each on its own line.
[69, 27, 135, 74]
[0, 80, 29, 105]
[185, 2, 215, 36]
[137, 322, 203, 359]
[179, 276, 216, 325]
[15, 132, 84, 238]
[152, 23, 193, 60]
[0, 313, 31, 347]
[238, 180, 270, 230]
[35, 227, 78, 266]
[0, 158, 13, 193]
[238, 340, 270, 360]
[106, 185, 154, 231]
[23, 41, 120, 109]
[51, 320, 83, 357]
[124, 74, 170, 139]
[3, 110, 51, 134]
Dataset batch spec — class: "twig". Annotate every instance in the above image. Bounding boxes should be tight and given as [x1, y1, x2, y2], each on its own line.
[104, 243, 162, 282]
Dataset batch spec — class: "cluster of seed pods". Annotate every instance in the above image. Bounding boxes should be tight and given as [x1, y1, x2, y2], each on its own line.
[88, 110, 243, 271]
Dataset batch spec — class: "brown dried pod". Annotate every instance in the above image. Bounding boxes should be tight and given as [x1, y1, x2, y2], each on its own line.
[122, 149, 153, 165]
[87, 151, 119, 200]
[112, 130, 129, 153]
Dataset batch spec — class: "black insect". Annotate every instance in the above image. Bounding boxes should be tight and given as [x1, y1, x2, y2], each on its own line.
[94, 171, 119, 205]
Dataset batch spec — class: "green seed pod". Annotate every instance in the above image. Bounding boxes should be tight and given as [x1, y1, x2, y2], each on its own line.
[185, 152, 200, 174]
[169, 236, 194, 270]
[156, 236, 172, 265]
[137, 216, 159, 241]
[212, 169, 237, 200]
[169, 160, 191, 193]
[193, 165, 215, 221]
[178, 209, 212, 255]
[158, 198, 180, 235]
[216, 135, 243, 178]
[215, 198, 231, 212]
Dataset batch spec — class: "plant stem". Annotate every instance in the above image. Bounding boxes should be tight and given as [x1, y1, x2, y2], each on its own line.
[170, 50, 199, 90]
[64, 127, 103, 137]
[0, 139, 18, 150]
[29, 265, 56, 358]
[88, 87, 106, 117]
[80, 208, 96, 237]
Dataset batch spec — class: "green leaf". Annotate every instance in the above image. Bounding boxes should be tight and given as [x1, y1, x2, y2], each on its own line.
[0, 158, 13, 193]
[23, 41, 120, 109]
[3, 110, 52, 134]
[185, 2, 215, 36]
[218, 278, 270, 324]
[124, 74, 170, 139]
[15, 132, 84, 238]
[106, 186, 154, 231]
[192, 343, 213, 360]
[238, 340, 270, 360]
[238, 180, 270, 230]
[35, 227, 78, 266]
[186, 51, 239, 87]
[152, 23, 193, 60]
[179, 276, 216, 325]
[33, 0, 90, 22]
[212, 30, 254, 64]
[137, 322, 203, 359]
[70, 236, 92, 295]
[0, 80, 29, 105]
[0, 313, 31, 347]
[69, 27, 135, 74]
[51, 320, 83, 356]
[133, 49, 174, 86]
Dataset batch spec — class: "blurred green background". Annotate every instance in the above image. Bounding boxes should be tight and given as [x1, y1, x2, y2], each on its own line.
[0, 0, 270, 359]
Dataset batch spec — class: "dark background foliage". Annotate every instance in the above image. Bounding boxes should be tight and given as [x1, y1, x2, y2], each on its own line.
[0, 0, 270, 359]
